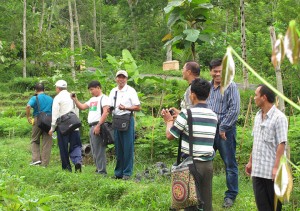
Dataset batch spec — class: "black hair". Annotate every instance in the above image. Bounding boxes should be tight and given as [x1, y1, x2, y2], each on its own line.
[185, 61, 200, 76]
[191, 78, 211, 101]
[258, 84, 275, 103]
[35, 83, 44, 92]
[209, 58, 222, 70]
[88, 80, 101, 89]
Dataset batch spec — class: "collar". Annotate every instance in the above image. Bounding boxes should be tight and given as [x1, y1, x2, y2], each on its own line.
[194, 103, 208, 108]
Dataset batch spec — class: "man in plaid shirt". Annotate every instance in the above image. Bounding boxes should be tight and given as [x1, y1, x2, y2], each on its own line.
[245, 84, 288, 211]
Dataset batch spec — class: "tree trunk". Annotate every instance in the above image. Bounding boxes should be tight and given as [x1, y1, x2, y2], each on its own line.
[270, 26, 285, 113]
[73, 0, 82, 52]
[93, 0, 98, 52]
[23, 0, 27, 78]
[68, 0, 75, 79]
[240, 0, 249, 89]
[99, 0, 103, 58]
[128, 0, 139, 56]
[47, 0, 56, 33]
[166, 43, 172, 61]
[39, 0, 45, 33]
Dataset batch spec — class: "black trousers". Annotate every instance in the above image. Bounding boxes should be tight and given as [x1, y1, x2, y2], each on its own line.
[252, 176, 282, 211]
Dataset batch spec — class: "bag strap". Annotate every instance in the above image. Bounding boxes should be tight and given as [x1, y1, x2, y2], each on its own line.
[187, 109, 193, 156]
[113, 90, 117, 109]
[36, 95, 41, 113]
[187, 108, 204, 209]
[100, 95, 104, 114]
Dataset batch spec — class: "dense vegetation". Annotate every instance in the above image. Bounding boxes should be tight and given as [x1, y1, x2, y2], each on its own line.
[0, 0, 300, 210]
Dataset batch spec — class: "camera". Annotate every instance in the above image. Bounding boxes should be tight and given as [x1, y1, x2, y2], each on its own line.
[169, 109, 175, 116]
[71, 93, 76, 97]
[109, 106, 115, 112]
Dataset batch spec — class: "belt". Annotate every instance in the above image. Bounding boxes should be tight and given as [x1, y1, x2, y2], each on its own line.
[89, 122, 99, 127]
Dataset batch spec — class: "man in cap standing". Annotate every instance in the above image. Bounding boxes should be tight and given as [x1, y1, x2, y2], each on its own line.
[49, 80, 83, 172]
[109, 70, 141, 180]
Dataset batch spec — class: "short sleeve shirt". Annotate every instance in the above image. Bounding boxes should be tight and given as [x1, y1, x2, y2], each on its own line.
[85, 95, 110, 124]
[170, 103, 218, 161]
[109, 84, 140, 116]
[27, 93, 53, 116]
[251, 105, 288, 179]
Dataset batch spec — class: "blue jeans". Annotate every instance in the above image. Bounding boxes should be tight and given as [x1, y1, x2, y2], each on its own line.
[114, 116, 135, 177]
[214, 125, 238, 200]
[57, 130, 82, 171]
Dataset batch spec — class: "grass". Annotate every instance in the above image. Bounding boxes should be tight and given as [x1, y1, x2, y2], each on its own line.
[0, 136, 297, 210]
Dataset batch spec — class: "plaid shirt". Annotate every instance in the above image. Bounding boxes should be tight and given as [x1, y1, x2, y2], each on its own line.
[251, 105, 288, 179]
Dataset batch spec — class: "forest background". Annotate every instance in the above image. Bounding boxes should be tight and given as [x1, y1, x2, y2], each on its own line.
[0, 0, 300, 210]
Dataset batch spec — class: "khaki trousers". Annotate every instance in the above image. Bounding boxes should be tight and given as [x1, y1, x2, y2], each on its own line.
[31, 117, 53, 166]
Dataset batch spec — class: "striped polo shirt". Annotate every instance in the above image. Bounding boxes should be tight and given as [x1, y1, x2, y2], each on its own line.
[170, 103, 218, 161]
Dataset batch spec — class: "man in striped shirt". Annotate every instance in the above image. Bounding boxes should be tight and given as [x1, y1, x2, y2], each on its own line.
[206, 59, 240, 208]
[162, 78, 218, 211]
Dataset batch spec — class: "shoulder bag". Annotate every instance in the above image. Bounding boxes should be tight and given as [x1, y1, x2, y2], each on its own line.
[112, 91, 132, 131]
[100, 96, 114, 145]
[170, 109, 202, 210]
[36, 95, 52, 133]
[57, 102, 81, 135]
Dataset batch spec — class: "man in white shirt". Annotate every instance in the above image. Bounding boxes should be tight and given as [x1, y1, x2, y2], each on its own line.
[109, 70, 141, 180]
[72, 80, 110, 175]
[48, 80, 83, 172]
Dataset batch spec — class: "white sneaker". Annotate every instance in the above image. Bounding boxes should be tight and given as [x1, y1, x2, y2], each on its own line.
[30, 160, 42, 166]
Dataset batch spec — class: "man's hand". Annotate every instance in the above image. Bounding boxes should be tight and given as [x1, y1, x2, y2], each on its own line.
[272, 167, 278, 181]
[245, 162, 252, 176]
[220, 131, 227, 140]
[93, 124, 101, 135]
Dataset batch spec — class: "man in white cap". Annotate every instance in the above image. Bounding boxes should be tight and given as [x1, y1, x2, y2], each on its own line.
[109, 70, 141, 180]
[49, 80, 83, 172]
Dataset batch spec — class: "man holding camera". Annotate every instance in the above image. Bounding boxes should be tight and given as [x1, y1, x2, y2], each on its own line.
[72, 80, 110, 175]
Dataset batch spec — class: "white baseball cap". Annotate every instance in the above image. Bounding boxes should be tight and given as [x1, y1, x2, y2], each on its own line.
[55, 80, 67, 88]
[116, 70, 128, 78]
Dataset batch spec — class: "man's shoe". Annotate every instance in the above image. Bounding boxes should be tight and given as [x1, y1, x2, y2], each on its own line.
[30, 160, 42, 166]
[122, 175, 130, 180]
[223, 198, 234, 208]
[112, 176, 123, 179]
[75, 163, 82, 173]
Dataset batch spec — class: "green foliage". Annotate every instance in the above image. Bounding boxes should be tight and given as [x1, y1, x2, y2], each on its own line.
[0, 170, 58, 210]
[8, 77, 39, 93]
[0, 117, 31, 138]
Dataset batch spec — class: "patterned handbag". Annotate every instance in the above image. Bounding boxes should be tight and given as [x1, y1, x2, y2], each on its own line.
[171, 157, 198, 209]
[170, 109, 199, 210]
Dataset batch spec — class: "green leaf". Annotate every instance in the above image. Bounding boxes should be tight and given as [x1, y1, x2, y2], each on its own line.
[221, 48, 235, 94]
[106, 53, 119, 70]
[163, 35, 183, 48]
[164, 0, 185, 14]
[183, 29, 200, 42]
[167, 11, 181, 28]
[271, 35, 285, 68]
[284, 20, 299, 64]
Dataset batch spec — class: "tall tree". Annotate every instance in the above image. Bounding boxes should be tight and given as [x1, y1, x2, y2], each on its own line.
[93, 0, 98, 52]
[68, 0, 75, 78]
[23, 0, 27, 78]
[74, 0, 82, 52]
[240, 0, 248, 89]
[39, 0, 45, 33]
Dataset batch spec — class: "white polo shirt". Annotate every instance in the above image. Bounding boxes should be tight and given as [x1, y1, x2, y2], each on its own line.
[109, 84, 140, 116]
